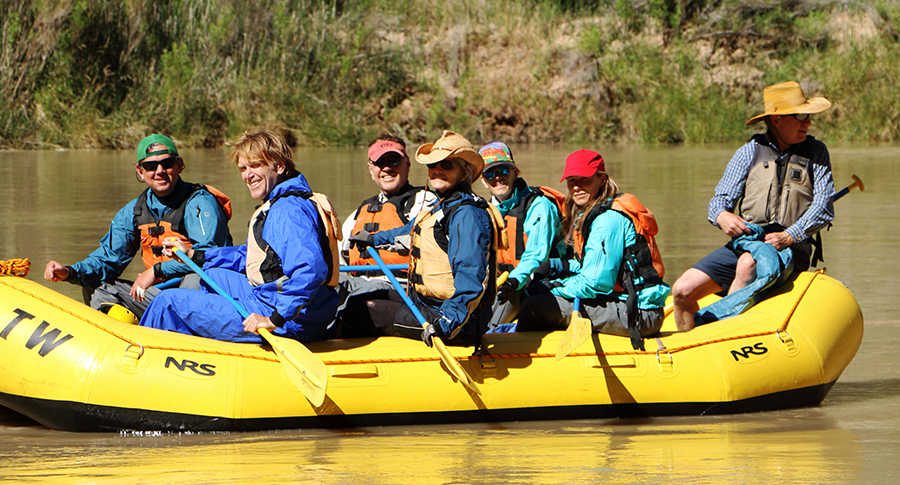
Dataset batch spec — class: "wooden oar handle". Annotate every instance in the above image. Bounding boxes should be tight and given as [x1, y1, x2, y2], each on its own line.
[833, 174, 865, 202]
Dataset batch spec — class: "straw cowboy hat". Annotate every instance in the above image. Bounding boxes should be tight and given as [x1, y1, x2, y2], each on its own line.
[415, 130, 485, 179]
[746, 81, 831, 125]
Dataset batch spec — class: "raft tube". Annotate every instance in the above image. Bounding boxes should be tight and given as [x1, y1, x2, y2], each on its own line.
[0, 271, 862, 432]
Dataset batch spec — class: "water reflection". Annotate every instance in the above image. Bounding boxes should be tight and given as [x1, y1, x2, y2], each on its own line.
[0, 414, 861, 484]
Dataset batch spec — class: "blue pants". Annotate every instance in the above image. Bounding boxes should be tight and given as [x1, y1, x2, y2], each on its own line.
[139, 268, 336, 343]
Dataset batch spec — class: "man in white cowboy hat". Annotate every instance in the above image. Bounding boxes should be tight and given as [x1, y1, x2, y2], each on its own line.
[671, 81, 836, 331]
[341, 130, 506, 347]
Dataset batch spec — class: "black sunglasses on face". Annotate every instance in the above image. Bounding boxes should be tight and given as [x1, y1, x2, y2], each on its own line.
[788, 113, 810, 121]
[483, 166, 511, 181]
[370, 155, 403, 169]
[426, 160, 457, 171]
[139, 157, 179, 172]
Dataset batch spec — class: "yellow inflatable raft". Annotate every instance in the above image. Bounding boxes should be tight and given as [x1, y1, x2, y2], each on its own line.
[0, 271, 862, 432]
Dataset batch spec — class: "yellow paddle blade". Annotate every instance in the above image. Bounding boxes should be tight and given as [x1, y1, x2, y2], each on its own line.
[259, 328, 327, 407]
[433, 337, 482, 395]
[555, 309, 592, 360]
[497, 271, 509, 286]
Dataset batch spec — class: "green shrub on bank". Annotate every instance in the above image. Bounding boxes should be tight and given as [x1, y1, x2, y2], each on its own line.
[1, 0, 899, 149]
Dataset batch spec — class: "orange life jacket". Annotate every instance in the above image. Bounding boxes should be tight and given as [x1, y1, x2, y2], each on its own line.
[347, 185, 428, 270]
[133, 184, 232, 275]
[496, 181, 566, 273]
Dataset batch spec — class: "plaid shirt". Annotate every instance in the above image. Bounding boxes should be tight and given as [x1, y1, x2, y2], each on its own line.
[708, 134, 835, 244]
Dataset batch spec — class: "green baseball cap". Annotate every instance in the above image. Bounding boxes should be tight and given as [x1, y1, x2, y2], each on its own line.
[137, 134, 179, 163]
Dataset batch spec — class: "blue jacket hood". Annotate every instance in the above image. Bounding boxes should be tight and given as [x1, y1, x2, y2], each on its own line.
[268, 174, 312, 201]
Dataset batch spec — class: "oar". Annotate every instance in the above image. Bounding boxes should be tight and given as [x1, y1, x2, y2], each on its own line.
[339, 264, 406, 272]
[496, 271, 509, 287]
[555, 297, 592, 360]
[172, 248, 327, 407]
[367, 247, 481, 395]
[153, 277, 183, 290]
[832, 174, 865, 202]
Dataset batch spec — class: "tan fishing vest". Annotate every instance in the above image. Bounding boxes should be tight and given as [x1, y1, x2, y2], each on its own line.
[739, 143, 814, 229]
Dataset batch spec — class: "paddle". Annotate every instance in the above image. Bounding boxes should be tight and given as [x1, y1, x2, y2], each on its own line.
[833, 174, 865, 202]
[339, 264, 406, 272]
[555, 297, 592, 360]
[366, 247, 481, 395]
[172, 248, 327, 407]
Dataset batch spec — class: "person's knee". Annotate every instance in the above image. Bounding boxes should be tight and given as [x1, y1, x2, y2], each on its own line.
[735, 253, 757, 278]
[672, 271, 701, 302]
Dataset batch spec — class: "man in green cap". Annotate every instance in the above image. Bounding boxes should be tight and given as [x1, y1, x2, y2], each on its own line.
[44, 134, 233, 318]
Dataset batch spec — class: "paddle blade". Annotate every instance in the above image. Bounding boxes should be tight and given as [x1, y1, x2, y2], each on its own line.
[433, 337, 482, 395]
[259, 329, 328, 407]
[555, 310, 592, 360]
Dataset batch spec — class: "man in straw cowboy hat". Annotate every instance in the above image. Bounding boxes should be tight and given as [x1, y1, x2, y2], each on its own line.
[671, 81, 836, 331]
[341, 130, 506, 347]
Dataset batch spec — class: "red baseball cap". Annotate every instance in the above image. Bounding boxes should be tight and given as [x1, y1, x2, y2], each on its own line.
[560, 149, 605, 182]
[368, 141, 406, 162]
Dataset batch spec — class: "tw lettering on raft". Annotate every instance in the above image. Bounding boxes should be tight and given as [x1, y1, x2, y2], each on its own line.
[1, 308, 73, 357]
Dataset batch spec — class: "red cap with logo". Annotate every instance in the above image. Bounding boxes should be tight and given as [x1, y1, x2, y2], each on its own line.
[560, 149, 605, 182]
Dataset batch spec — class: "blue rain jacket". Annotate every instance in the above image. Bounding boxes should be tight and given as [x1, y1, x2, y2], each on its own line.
[373, 190, 493, 337]
[140, 175, 338, 343]
[551, 210, 669, 309]
[694, 223, 794, 326]
[66, 179, 231, 286]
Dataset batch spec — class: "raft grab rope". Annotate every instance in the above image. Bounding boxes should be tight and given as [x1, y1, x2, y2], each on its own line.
[0, 258, 30, 277]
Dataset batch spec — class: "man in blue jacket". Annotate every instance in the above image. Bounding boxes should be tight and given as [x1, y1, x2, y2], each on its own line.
[140, 130, 339, 343]
[43, 134, 232, 318]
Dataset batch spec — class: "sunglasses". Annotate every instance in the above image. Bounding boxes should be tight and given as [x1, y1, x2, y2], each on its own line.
[370, 155, 403, 169]
[426, 160, 457, 171]
[788, 113, 810, 121]
[483, 166, 512, 181]
[139, 157, 179, 172]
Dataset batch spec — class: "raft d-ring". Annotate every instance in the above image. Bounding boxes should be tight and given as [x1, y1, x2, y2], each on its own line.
[125, 343, 145, 360]
[776, 328, 797, 352]
[479, 353, 497, 378]
[656, 347, 671, 363]
[776, 329, 792, 344]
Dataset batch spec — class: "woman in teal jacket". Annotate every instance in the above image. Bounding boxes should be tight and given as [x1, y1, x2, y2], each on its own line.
[516, 149, 669, 350]
[478, 142, 562, 329]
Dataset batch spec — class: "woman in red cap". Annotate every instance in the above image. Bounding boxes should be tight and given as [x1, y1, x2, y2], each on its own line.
[516, 149, 670, 351]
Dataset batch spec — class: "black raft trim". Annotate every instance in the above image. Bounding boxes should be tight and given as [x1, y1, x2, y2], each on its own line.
[0, 381, 835, 432]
